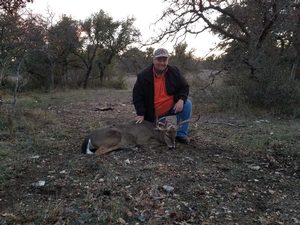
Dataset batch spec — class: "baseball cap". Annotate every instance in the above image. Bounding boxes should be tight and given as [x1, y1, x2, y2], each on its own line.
[154, 48, 169, 58]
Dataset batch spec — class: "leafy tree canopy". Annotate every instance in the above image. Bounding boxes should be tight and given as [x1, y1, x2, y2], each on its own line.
[0, 0, 33, 14]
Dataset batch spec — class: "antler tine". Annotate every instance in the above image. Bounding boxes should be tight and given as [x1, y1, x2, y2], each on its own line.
[156, 117, 168, 130]
[176, 114, 201, 131]
[155, 107, 168, 130]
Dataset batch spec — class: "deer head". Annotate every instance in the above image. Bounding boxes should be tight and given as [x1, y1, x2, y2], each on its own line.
[155, 114, 200, 149]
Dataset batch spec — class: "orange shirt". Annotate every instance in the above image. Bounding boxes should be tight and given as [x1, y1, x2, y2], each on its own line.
[154, 75, 174, 116]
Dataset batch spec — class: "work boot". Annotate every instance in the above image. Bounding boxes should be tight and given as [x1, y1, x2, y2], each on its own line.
[176, 136, 190, 144]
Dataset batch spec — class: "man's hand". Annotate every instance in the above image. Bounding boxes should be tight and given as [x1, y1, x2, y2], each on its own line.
[135, 115, 144, 124]
[173, 99, 184, 113]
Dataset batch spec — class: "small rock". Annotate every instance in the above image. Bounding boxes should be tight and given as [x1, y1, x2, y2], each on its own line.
[163, 185, 174, 192]
[250, 166, 260, 171]
[268, 189, 275, 195]
[35, 181, 45, 187]
[117, 217, 126, 224]
[138, 215, 146, 222]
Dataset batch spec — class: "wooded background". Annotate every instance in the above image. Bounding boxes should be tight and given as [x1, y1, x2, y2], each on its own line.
[1, 0, 300, 117]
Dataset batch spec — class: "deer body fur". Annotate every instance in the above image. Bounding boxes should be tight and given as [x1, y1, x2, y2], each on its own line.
[81, 120, 168, 156]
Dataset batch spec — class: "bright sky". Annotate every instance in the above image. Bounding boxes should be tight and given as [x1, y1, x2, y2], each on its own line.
[27, 0, 220, 58]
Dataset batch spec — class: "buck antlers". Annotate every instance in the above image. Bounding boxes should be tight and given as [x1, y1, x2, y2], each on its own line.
[82, 114, 200, 156]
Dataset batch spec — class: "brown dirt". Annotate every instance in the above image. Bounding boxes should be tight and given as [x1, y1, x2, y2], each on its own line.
[0, 78, 299, 224]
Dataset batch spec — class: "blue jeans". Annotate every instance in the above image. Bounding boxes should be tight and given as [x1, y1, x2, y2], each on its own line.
[153, 99, 192, 137]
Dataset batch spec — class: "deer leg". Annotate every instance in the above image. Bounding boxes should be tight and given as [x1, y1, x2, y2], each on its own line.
[94, 144, 123, 156]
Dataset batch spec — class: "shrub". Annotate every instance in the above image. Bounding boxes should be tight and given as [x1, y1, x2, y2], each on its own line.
[243, 78, 300, 118]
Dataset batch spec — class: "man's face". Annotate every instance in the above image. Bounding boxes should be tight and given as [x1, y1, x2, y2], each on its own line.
[153, 57, 168, 73]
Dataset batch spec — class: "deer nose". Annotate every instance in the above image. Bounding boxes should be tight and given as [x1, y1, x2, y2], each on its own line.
[169, 146, 175, 150]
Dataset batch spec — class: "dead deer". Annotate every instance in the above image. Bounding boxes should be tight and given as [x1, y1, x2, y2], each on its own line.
[81, 115, 200, 156]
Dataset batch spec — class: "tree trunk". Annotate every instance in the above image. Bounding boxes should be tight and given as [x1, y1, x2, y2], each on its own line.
[100, 67, 104, 83]
[83, 66, 92, 89]
[290, 56, 300, 81]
